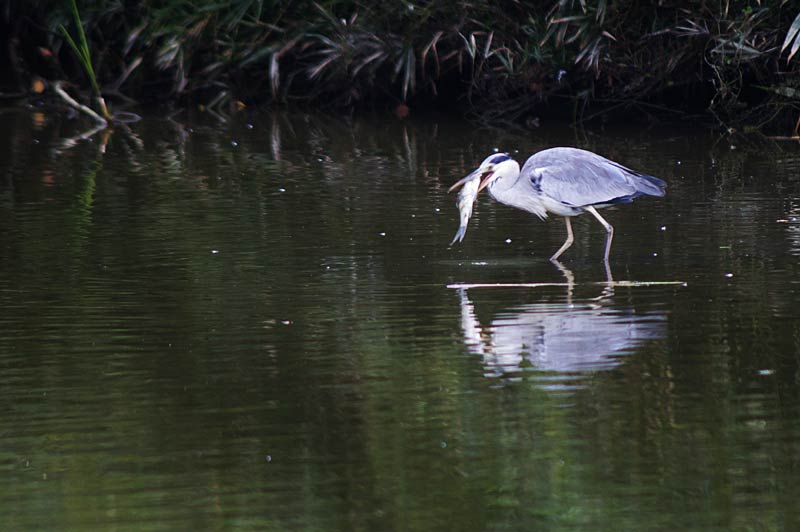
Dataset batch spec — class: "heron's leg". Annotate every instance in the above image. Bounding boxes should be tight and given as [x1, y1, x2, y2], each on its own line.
[585, 206, 614, 263]
[602, 259, 614, 284]
[549, 217, 574, 261]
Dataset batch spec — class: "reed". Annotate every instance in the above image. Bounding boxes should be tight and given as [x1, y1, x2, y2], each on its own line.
[57, 0, 112, 121]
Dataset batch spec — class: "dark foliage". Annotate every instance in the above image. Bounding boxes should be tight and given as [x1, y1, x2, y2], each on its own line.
[4, 1, 800, 130]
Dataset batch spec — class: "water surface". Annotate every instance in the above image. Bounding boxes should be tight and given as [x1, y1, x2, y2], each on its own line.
[1, 109, 800, 530]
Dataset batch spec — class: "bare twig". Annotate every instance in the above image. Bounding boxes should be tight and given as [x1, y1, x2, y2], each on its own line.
[53, 81, 108, 126]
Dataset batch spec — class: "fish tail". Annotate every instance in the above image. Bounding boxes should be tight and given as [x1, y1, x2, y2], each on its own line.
[450, 225, 467, 246]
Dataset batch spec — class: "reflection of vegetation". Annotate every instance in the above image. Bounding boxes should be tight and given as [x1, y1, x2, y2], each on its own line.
[2, 111, 800, 528]
[4, 2, 800, 130]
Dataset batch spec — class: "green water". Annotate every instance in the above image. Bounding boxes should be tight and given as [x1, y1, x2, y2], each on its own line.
[1, 109, 800, 530]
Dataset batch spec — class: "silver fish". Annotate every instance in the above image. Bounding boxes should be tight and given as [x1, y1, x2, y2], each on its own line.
[450, 173, 480, 245]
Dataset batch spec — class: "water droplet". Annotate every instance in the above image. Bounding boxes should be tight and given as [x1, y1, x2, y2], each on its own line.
[652, 252, 658, 256]
[725, 273, 733, 278]
[660, 226, 667, 231]
[246, 123, 254, 129]
[757, 369, 774, 376]
[505, 238, 512, 244]
[231, 140, 238, 147]
[265, 454, 272, 462]
[281, 320, 292, 325]
[440, 440, 447, 448]
[379, 232, 386, 236]
[278, 188, 286, 192]
[211, 249, 220, 254]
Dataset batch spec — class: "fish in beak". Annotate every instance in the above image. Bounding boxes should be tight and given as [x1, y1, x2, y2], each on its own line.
[447, 169, 479, 193]
[447, 165, 494, 245]
[447, 166, 494, 194]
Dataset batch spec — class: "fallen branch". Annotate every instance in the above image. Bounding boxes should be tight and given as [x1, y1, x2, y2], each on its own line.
[53, 81, 107, 126]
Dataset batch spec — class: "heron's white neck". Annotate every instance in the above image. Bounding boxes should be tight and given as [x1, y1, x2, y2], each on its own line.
[486, 166, 548, 219]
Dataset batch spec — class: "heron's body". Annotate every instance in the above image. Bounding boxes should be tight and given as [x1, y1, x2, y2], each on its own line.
[449, 147, 666, 261]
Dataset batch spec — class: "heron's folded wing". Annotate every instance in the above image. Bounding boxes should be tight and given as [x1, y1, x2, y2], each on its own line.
[535, 160, 651, 208]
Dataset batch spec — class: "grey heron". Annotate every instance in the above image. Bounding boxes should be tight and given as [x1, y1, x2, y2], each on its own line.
[448, 148, 666, 262]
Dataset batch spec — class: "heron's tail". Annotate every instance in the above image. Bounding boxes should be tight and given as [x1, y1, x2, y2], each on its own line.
[634, 174, 667, 197]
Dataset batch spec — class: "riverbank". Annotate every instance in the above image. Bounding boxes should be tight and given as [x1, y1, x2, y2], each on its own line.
[4, 1, 800, 133]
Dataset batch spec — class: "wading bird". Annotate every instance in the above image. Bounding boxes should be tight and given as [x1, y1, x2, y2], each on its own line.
[448, 148, 666, 262]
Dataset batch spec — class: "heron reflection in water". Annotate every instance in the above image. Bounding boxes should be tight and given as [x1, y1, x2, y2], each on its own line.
[456, 272, 666, 378]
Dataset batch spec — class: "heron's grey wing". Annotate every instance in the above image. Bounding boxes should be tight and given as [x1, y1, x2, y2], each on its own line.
[522, 149, 664, 208]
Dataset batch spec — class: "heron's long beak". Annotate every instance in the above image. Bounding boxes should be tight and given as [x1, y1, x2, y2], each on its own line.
[448, 167, 494, 193]
[448, 168, 481, 193]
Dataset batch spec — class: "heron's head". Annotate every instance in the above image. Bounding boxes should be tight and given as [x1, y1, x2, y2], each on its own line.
[448, 153, 520, 194]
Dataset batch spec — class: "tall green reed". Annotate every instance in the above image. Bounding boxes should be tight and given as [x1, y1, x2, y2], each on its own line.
[58, 0, 112, 120]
